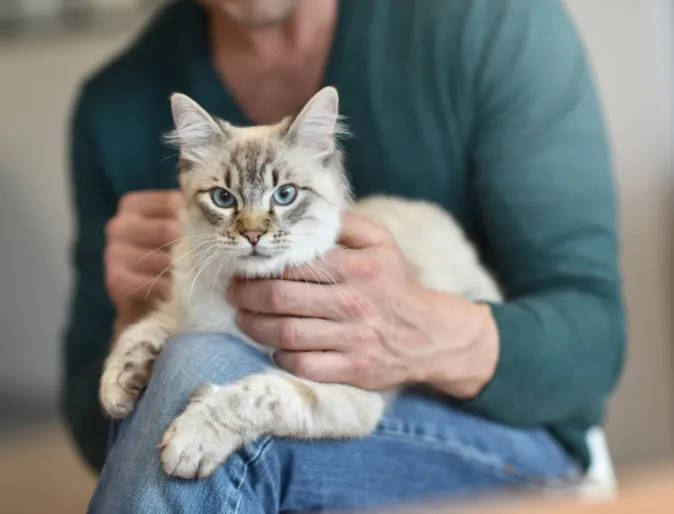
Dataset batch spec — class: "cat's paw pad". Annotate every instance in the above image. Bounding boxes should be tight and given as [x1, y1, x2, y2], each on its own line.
[160, 387, 244, 479]
[99, 341, 158, 418]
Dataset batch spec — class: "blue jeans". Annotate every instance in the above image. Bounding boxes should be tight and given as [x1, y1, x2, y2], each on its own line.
[88, 333, 581, 513]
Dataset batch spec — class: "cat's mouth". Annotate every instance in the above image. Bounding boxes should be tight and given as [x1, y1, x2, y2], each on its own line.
[241, 248, 272, 260]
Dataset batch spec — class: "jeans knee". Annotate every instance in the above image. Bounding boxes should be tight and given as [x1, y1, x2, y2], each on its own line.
[149, 332, 271, 397]
[156, 332, 227, 375]
[90, 335, 275, 513]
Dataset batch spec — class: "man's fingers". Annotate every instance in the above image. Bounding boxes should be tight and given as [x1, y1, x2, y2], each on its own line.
[282, 247, 382, 285]
[281, 249, 352, 283]
[339, 210, 393, 249]
[274, 350, 356, 384]
[236, 313, 352, 351]
[108, 215, 182, 248]
[106, 243, 174, 276]
[228, 279, 367, 321]
[119, 190, 182, 218]
[107, 269, 172, 303]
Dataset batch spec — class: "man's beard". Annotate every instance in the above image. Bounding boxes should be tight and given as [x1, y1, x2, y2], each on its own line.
[217, 0, 296, 29]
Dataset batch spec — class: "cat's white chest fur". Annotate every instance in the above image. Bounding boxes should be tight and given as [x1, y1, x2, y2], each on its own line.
[170, 241, 269, 354]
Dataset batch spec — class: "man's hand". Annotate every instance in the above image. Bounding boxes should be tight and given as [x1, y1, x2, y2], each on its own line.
[104, 190, 182, 335]
[229, 211, 500, 398]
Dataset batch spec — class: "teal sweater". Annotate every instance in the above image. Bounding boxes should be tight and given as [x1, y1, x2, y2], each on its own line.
[62, 0, 625, 472]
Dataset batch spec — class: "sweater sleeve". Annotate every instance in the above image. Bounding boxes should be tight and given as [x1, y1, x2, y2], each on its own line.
[460, 0, 626, 426]
[61, 89, 118, 472]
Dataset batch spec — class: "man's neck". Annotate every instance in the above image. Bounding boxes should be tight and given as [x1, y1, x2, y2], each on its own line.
[208, 0, 338, 63]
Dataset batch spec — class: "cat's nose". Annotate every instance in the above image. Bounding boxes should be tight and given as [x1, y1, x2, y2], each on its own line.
[241, 230, 265, 246]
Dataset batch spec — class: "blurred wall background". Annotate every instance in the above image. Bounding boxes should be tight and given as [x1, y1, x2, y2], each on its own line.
[0, 0, 672, 495]
[0, 29, 143, 427]
[566, 0, 674, 469]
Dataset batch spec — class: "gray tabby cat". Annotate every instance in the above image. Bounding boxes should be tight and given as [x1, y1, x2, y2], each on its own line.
[99, 87, 501, 479]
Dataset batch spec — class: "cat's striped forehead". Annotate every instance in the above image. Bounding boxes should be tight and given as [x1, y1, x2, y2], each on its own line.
[221, 138, 290, 202]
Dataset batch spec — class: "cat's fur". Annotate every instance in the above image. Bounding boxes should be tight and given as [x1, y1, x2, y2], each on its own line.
[99, 87, 501, 479]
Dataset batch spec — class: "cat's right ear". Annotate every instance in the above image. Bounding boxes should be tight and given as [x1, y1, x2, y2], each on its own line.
[285, 86, 344, 157]
[166, 93, 224, 166]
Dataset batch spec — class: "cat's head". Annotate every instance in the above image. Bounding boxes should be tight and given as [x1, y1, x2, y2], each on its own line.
[166, 86, 351, 277]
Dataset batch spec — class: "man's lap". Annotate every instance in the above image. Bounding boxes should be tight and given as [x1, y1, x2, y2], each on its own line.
[89, 333, 581, 513]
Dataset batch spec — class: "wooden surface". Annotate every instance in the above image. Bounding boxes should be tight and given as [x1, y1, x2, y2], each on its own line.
[2, 423, 673, 513]
[392, 466, 674, 514]
[0, 423, 96, 514]
[475, 468, 674, 513]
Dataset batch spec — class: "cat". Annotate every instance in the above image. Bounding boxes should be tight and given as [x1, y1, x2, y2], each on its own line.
[99, 86, 502, 479]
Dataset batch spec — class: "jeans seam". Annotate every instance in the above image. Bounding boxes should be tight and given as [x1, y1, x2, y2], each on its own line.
[374, 422, 581, 488]
[232, 437, 273, 514]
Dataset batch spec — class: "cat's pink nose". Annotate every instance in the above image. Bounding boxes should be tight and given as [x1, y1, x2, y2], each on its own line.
[241, 230, 264, 246]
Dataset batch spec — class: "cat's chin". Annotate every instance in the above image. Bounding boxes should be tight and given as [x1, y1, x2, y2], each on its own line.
[232, 246, 333, 279]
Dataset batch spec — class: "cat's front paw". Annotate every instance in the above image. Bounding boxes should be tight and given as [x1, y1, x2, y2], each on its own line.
[99, 340, 158, 418]
[160, 385, 247, 479]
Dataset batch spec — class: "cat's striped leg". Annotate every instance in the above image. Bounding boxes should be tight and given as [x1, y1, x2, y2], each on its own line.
[160, 370, 389, 479]
[100, 301, 177, 418]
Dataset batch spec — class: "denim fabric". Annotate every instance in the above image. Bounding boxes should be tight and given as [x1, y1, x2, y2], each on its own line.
[88, 333, 581, 513]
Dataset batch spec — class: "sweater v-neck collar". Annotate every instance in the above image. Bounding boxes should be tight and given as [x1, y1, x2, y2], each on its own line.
[175, 0, 352, 127]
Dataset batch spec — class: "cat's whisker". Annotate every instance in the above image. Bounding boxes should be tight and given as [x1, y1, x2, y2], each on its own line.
[160, 152, 179, 162]
[208, 255, 226, 300]
[114, 239, 215, 304]
[333, 243, 354, 252]
[170, 239, 219, 269]
[309, 263, 351, 298]
[183, 244, 218, 288]
[305, 261, 337, 286]
[211, 252, 234, 305]
[315, 256, 367, 305]
[178, 242, 219, 303]
[296, 266, 311, 287]
[142, 239, 217, 302]
[313, 258, 365, 313]
[307, 262, 361, 320]
[186, 245, 222, 304]
[303, 261, 364, 320]
[135, 234, 214, 265]
[331, 247, 402, 307]
[315, 256, 355, 288]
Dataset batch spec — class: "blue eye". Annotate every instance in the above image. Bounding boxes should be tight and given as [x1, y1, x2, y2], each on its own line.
[211, 187, 236, 208]
[272, 184, 298, 206]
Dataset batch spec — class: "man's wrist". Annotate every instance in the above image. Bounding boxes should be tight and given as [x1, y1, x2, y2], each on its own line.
[455, 302, 500, 398]
[112, 303, 146, 341]
[419, 294, 500, 399]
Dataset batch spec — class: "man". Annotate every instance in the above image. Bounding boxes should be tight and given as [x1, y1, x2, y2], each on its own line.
[63, 0, 626, 512]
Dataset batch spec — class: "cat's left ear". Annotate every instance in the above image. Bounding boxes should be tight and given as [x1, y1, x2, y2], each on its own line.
[167, 93, 225, 166]
[286, 86, 342, 157]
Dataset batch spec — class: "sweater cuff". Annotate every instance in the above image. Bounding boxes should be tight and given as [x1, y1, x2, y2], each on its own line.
[457, 301, 533, 424]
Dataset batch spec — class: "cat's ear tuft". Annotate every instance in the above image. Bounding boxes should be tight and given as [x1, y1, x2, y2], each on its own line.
[287, 86, 344, 157]
[165, 93, 223, 165]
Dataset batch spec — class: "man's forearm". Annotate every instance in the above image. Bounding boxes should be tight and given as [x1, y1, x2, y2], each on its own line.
[455, 287, 624, 427]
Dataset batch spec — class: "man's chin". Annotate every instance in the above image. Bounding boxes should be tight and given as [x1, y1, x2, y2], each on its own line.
[217, 0, 296, 30]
